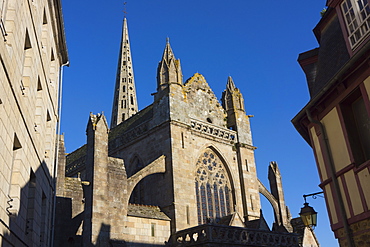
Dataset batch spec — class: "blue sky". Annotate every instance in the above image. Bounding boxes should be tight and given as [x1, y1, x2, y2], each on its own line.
[60, 1, 338, 246]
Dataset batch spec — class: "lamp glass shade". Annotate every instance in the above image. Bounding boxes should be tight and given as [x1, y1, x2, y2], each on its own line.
[299, 202, 318, 227]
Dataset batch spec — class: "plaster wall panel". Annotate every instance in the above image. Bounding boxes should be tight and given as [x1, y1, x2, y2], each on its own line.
[364, 76, 370, 99]
[344, 171, 363, 215]
[325, 184, 338, 224]
[338, 177, 351, 219]
[357, 168, 370, 209]
[321, 107, 351, 171]
[310, 126, 327, 180]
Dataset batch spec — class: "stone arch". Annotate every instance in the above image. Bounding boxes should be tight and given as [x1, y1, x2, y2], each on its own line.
[194, 146, 235, 224]
[258, 179, 281, 226]
[126, 155, 166, 206]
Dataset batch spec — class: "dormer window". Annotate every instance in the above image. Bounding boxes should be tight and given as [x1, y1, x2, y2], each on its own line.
[341, 0, 370, 49]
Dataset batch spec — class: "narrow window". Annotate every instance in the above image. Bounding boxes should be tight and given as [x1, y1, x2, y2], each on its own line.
[50, 49, 55, 61]
[45, 110, 52, 161]
[186, 205, 190, 224]
[196, 181, 202, 224]
[26, 170, 36, 235]
[122, 113, 125, 122]
[46, 110, 51, 121]
[130, 95, 134, 105]
[200, 184, 207, 223]
[151, 223, 155, 237]
[123, 85, 126, 92]
[41, 9, 48, 50]
[207, 183, 213, 219]
[42, 9, 47, 24]
[22, 29, 33, 95]
[225, 187, 231, 214]
[181, 132, 184, 148]
[37, 77, 42, 91]
[35, 77, 43, 131]
[341, 88, 370, 165]
[245, 159, 249, 172]
[13, 133, 22, 150]
[214, 184, 220, 219]
[219, 187, 226, 216]
[40, 192, 47, 244]
[50, 49, 56, 83]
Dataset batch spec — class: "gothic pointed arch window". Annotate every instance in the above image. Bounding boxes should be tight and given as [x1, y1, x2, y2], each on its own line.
[195, 148, 233, 224]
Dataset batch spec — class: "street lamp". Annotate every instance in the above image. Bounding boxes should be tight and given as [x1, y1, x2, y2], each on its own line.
[299, 191, 323, 228]
[299, 202, 317, 227]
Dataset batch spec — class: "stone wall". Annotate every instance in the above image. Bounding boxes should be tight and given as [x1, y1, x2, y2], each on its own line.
[0, 0, 67, 246]
[124, 216, 170, 246]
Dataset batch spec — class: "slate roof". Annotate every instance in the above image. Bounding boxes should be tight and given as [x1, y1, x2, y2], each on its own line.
[127, 204, 170, 221]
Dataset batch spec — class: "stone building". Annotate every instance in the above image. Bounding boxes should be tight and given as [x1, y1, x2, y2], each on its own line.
[292, 0, 370, 246]
[55, 18, 316, 246]
[0, 0, 68, 246]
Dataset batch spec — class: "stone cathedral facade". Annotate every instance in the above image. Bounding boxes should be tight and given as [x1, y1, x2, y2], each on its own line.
[55, 18, 316, 246]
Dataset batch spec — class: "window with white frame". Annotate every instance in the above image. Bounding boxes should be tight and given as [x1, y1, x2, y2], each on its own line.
[341, 0, 370, 48]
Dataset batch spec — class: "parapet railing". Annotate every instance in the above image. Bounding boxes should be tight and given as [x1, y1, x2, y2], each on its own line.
[190, 119, 237, 143]
[167, 224, 299, 247]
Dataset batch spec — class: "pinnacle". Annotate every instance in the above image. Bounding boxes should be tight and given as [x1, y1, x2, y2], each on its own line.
[226, 76, 236, 92]
[161, 38, 175, 63]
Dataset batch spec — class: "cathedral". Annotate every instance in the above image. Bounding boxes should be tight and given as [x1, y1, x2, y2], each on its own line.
[54, 18, 317, 246]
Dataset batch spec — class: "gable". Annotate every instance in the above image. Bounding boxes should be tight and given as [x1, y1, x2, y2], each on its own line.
[184, 73, 227, 127]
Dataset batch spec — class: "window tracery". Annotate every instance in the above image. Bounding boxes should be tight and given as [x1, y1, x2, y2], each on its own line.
[195, 148, 233, 224]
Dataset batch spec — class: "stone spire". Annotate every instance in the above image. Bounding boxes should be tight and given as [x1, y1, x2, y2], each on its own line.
[222, 76, 252, 145]
[110, 18, 138, 128]
[223, 76, 245, 112]
[156, 38, 183, 91]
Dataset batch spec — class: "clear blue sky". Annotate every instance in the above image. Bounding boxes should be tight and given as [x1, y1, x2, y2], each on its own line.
[60, 1, 338, 246]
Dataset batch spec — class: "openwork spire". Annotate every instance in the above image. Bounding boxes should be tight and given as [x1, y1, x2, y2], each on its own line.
[110, 18, 138, 128]
[156, 39, 183, 90]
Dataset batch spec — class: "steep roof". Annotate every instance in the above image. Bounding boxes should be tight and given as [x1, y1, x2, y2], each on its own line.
[127, 204, 170, 221]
